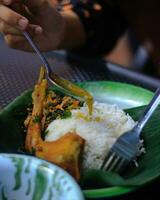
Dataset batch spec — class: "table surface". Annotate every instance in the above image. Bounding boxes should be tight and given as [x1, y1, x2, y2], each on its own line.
[1, 36, 160, 109]
[0, 35, 160, 199]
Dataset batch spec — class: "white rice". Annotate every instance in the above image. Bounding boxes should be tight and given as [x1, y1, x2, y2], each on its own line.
[45, 102, 136, 171]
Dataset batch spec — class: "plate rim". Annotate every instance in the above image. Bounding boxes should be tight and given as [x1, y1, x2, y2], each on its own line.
[0, 81, 154, 198]
[78, 81, 153, 106]
[83, 186, 137, 198]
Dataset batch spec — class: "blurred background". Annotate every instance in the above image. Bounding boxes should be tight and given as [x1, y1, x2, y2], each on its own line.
[104, 0, 160, 79]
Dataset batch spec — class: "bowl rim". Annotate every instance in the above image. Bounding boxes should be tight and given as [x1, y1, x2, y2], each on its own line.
[0, 153, 85, 200]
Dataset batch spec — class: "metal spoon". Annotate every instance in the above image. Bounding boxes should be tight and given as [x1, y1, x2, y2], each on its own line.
[23, 31, 93, 114]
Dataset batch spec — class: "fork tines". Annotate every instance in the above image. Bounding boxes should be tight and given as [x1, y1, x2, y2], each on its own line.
[101, 151, 128, 173]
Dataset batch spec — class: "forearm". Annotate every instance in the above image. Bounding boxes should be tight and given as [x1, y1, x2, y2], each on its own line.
[0, 0, 86, 52]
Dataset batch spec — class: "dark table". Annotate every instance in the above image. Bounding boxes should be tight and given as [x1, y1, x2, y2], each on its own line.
[0, 35, 160, 199]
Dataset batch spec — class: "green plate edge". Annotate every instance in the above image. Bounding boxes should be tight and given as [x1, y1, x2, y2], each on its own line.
[78, 81, 153, 109]
[83, 186, 137, 199]
[0, 81, 154, 199]
[78, 81, 153, 198]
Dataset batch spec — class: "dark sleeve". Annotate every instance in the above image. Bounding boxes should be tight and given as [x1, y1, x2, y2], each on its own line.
[61, 0, 128, 56]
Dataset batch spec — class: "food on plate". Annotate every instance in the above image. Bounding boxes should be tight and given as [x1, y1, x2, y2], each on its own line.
[24, 67, 135, 180]
[50, 73, 93, 115]
[24, 67, 85, 180]
[46, 101, 135, 171]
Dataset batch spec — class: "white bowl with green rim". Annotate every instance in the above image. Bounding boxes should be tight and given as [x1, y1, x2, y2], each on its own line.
[0, 153, 84, 200]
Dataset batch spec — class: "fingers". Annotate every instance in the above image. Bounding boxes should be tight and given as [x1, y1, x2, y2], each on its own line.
[1, 19, 43, 51]
[4, 34, 33, 51]
[4, 34, 25, 49]
[30, 24, 43, 34]
[0, 4, 29, 30]
[0, 19, 22, 35]
[3, 25, 41, 51]
[0, 18, 43, 35]
[0, 0, 45, 33]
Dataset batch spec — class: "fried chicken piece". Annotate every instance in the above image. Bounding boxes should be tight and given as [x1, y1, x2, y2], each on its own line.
[25, 67, 47, 152]
[36, 132, 85, 180]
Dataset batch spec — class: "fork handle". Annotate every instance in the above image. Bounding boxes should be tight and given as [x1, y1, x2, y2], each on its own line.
[134, 87, 160, 135]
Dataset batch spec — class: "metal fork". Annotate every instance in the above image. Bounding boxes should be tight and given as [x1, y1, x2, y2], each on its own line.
[101, 87, 160, 173]
[23, 31, 92, 102]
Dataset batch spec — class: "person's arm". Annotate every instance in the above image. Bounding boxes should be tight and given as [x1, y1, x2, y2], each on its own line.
[0, 0, 128, 55]
[0, 0, 86, 51]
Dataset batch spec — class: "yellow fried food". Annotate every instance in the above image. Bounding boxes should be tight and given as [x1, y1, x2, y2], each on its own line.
[25, 67, 47, 152]
[36, 132, 85, 180]
[25, 67, 85, 180]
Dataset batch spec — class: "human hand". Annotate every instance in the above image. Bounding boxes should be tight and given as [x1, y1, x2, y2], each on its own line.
[0, 0, 65, 51]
